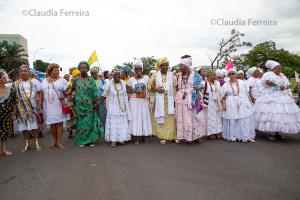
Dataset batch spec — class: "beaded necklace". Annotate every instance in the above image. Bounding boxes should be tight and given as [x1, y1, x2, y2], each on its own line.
[113, 81, 126, 112]
[229, 80, 240, 96]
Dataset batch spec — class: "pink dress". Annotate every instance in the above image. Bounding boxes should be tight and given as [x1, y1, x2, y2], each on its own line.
[175, 72, 206, 142]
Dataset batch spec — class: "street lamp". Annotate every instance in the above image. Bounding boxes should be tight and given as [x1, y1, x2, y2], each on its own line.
[33, 47, 44, 69]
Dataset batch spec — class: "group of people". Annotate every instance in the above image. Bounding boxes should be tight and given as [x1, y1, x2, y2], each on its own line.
[0, 56, 300, 155]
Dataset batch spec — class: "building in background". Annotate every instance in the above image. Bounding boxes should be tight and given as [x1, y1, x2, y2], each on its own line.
[0, 34, 28, 58]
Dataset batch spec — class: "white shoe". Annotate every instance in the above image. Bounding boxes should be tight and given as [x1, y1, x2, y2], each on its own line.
[249, 139, 256, 143]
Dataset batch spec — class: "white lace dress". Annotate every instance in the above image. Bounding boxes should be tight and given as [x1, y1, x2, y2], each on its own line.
[206, 81, 222, 136]
[253, 71, 300, 134]
[103, 80, 132, 142]
[221, 80, 255, 142]
[127, 76, 152, 137]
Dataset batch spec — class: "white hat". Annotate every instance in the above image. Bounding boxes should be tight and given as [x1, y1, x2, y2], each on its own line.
[265, 60, 280, 70]
[237, 70, 244, 74]
[132, 58, 143, 71]
[246, 67, 257, 78]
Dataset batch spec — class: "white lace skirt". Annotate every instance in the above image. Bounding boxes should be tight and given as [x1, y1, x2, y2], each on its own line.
[105, 114, 131, 142]
[222, 116, 256, 142]
[129, 98, 152, 136]
[253, 93, 300, 134]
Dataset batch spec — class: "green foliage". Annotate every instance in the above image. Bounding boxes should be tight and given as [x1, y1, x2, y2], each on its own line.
[282, 66, 294, 78]
[33, 59, 50, 72]
[241, 40, 300, 74]
[0, 40, 28, 78]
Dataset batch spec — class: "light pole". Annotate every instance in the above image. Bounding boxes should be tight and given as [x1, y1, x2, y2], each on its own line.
[33, 47, 44, 69]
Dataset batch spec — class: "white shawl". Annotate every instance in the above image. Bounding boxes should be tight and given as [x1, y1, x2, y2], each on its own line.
[154, 70, 174, 123]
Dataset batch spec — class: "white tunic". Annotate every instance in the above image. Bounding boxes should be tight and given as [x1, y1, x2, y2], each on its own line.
[16, 78, 41, 131]
[221, 79, 252, 119]
[247, 77, 263, 99]
[127, 76, 152, 136]
[42, 77, 70, 125]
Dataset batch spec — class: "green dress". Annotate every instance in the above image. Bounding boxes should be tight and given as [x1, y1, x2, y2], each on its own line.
[72, 77, 104, 146]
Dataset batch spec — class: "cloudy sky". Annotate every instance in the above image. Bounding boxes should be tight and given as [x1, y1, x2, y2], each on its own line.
[1, 0, 300, 73]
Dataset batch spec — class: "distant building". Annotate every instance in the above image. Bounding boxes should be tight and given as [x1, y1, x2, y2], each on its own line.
[0, 34, 28, 58]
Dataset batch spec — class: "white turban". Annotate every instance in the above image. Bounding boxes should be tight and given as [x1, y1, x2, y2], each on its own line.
[265, 60, 280, 70]
[246, 67, 257, 78]
[180, 57, 192, 67]
[237, 70, 244, 74]
[216, 68, 227, 77]
[132, 58, 143, 71]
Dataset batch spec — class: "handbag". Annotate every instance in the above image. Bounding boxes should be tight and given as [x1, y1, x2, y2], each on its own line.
[51, 81, 72, 115]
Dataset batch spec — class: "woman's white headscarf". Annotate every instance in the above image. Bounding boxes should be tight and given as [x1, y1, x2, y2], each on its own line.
[132, 58, 143, 71]
[265, 60, 280, 70]
[180, 57, 192, 67]
[246, 67, 257, 78]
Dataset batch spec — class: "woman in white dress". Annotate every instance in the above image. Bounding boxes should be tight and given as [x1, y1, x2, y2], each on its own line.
[253, 60, 300, 140]
[101, 70, 131, 147]
[127, 59, 152, 144]
[221, 69, 255, 143]
[42, 64, 70, 149]
[206, 70, 222, 139]
[246, 67, 263, 104]
[15, 65, 43, 152]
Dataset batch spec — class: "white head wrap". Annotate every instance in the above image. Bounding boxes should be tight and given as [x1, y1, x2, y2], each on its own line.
[246, 67, 257, 78]
[215, 69, 222, 77]
[237, 70, 244, 75]
[180, 57, 192, 67]
[216, 68, 227, 78]
[132, 58, 143, 71]
[265, 60, 280, 70]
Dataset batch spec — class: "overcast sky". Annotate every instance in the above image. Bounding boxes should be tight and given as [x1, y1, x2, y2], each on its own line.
[1, 0, 300, 73]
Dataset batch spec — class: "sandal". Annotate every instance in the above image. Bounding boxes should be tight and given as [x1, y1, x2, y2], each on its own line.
[160, 140, 166, 145]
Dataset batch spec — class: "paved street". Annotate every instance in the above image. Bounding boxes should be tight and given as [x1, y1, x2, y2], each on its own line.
[0, 132, 300, 200]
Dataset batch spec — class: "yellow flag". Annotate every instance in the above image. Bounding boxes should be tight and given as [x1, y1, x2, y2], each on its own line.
[88, 50, 99, 65]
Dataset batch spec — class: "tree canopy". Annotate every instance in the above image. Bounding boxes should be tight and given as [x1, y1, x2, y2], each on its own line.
[0, 40, 28, 78]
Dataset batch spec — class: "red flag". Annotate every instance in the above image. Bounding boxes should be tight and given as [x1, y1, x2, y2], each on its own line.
[225, 59, 234, 71]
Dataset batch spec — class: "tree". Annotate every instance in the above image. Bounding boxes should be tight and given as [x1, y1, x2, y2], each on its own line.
[0, 40, 28, 78]
[33, 59, 50, 72]
[113, 56, 157, 76]
[210, 29, 252, 68]
[242, 40, 300, 75]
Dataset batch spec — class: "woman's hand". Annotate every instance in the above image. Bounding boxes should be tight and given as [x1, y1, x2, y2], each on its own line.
[266, 80, 277, 87]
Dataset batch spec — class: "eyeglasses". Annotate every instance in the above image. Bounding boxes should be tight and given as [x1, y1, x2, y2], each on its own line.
[228, 73, 235, 75]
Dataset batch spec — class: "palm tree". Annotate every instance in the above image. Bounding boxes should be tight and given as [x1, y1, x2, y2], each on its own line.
[0, 40, 28, 78]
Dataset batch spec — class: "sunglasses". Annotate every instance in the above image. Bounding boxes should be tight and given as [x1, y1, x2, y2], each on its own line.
[228, 73, 235, 75]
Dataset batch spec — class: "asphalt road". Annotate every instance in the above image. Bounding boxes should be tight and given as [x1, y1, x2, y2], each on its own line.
[0, 131, 300, 200]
